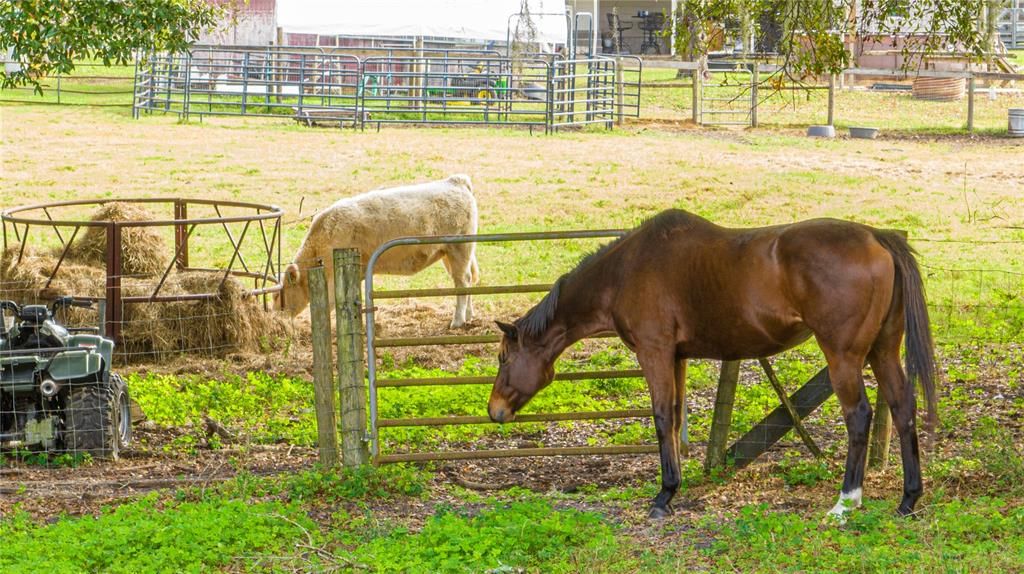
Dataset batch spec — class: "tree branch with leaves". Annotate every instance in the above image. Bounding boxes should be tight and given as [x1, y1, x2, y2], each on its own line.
[1, 0, 221, 92]
[670, 0, 1002, 80]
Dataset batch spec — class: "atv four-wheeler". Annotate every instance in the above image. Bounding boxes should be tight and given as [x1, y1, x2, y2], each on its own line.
[0, 297, 131, 459]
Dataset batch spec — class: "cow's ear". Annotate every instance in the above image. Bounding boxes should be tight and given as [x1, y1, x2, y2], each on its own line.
[285, 263, 301, 286]
[495, 321, 518, 339]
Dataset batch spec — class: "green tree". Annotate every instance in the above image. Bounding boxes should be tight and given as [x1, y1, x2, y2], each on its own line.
[0, 0, 220, 92]
[671, 0, 1002, 78]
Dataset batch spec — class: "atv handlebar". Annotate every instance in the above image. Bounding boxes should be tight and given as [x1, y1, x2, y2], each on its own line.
[51, 297, 94, 314]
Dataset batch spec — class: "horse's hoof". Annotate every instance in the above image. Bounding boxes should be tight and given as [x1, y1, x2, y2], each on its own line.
[822, 511, 848, 526]
[648, 505, 673, 520]
[896, 506, 918, 519]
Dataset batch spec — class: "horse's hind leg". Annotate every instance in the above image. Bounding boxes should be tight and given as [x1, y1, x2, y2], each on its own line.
[821, 349, 873, 521]
[868, 311, 923, 516]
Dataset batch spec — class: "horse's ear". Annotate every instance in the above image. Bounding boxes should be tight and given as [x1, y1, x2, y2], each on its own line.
[285, 263, 301, 286]
[495, 321, 518, 339]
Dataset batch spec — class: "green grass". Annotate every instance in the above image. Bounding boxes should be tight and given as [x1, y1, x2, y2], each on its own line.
[0, 494, 314, 573]
[703, 497, 1024, 573]
[2, 467, 1022, 573]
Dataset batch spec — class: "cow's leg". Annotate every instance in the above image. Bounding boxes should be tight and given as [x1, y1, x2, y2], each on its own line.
[444, 245, 476, 328]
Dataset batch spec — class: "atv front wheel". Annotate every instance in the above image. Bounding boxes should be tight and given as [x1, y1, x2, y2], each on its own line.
[65, 375, 131, 460]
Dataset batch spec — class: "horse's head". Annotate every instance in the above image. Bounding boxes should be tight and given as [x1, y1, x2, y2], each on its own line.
[488, 320, 555, 423]
[274, 263, 309, 317]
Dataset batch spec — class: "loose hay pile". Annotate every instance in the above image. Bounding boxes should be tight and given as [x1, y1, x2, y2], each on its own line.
[0, 242, 290, 361]
[64, 202, 170, 276]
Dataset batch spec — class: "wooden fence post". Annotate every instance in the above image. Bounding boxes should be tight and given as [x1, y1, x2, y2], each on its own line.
[705, 360, 740, 472]
[751, 64, 759, 128]
[692, 68, 702, 125]
[335, 248, 370, 466]
[308, 266, 339, 467]
[868, 392, 892, 469]
[827, 73, 836, 126]
[967, 75, 976, 132]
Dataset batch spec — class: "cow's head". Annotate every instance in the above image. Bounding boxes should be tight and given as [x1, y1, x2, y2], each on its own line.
[274, 263, 309, 317]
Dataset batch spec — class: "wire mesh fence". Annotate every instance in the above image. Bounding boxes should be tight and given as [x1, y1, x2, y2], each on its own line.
[0, 61, 137, 108]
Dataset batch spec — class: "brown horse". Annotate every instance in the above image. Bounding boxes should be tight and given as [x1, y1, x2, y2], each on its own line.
[488, 209, 936, 520]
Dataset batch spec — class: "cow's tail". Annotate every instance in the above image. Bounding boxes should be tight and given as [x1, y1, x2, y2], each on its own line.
[872, 230, 937, 436]
[470, 256, 480, 285]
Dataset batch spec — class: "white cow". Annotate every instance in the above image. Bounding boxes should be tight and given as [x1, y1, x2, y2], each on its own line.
[275, 174, 480, 328]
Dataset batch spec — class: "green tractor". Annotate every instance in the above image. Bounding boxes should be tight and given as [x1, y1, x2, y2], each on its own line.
[0, 297, 132, 460]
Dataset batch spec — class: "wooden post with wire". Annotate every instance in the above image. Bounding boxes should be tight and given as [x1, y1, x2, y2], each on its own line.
[309, 265, 339, 467]
[828, 74, 836, 126]
[692, 68, 702, 125]
[868, 392, 892, 469]
[967, 75, 976, 132]
[751, 63, 759, 128]
[336, 248, 369, 466]
[705, 360, 740, 472]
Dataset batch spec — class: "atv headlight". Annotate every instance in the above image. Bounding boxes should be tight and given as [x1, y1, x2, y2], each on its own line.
[39, 377, 61, 398]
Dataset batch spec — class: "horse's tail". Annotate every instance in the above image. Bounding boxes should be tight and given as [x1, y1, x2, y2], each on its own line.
[872, 230, 937, 435]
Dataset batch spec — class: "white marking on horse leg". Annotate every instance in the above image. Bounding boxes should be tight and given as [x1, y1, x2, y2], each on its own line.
[825, 488, 863, 523]
[464, 293, 473, 322]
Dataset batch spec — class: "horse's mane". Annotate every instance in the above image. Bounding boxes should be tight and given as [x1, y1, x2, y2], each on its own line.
[516, 211, 703, 339]
[516, 230, 635, 338]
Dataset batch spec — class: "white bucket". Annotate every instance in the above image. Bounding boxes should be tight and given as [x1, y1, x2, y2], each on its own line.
[1009, 108, 1024, 138]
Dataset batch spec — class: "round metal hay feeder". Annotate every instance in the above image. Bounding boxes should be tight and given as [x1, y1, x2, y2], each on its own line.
[1, 198, 284, 353]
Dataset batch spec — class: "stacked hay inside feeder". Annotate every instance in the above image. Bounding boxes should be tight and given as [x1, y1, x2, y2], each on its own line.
[0, 202, 290, 360]
[65, 202, 169, 276]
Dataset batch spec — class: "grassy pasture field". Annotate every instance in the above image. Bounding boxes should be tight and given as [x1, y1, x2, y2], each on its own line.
[1, 93, 1023, 573]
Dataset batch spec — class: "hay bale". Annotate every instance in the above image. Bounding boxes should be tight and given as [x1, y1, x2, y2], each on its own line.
[121, 272, 291, 359]
[66, 202, 169, 276]
[0, 243, 106, 326]
[0, 245, 291, 360]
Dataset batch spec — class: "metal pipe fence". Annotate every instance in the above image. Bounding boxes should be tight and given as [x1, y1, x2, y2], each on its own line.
[361, 230, 677, 464]
[358, 56, 549, 129]
[134, 48, 642, 131]
[551, 58, 617, 129]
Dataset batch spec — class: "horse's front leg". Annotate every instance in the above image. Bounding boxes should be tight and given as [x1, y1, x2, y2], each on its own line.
[638, 348, 681, 519]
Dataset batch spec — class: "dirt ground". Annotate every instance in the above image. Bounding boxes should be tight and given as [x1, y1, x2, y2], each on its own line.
[1, 106, 1022, 523]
